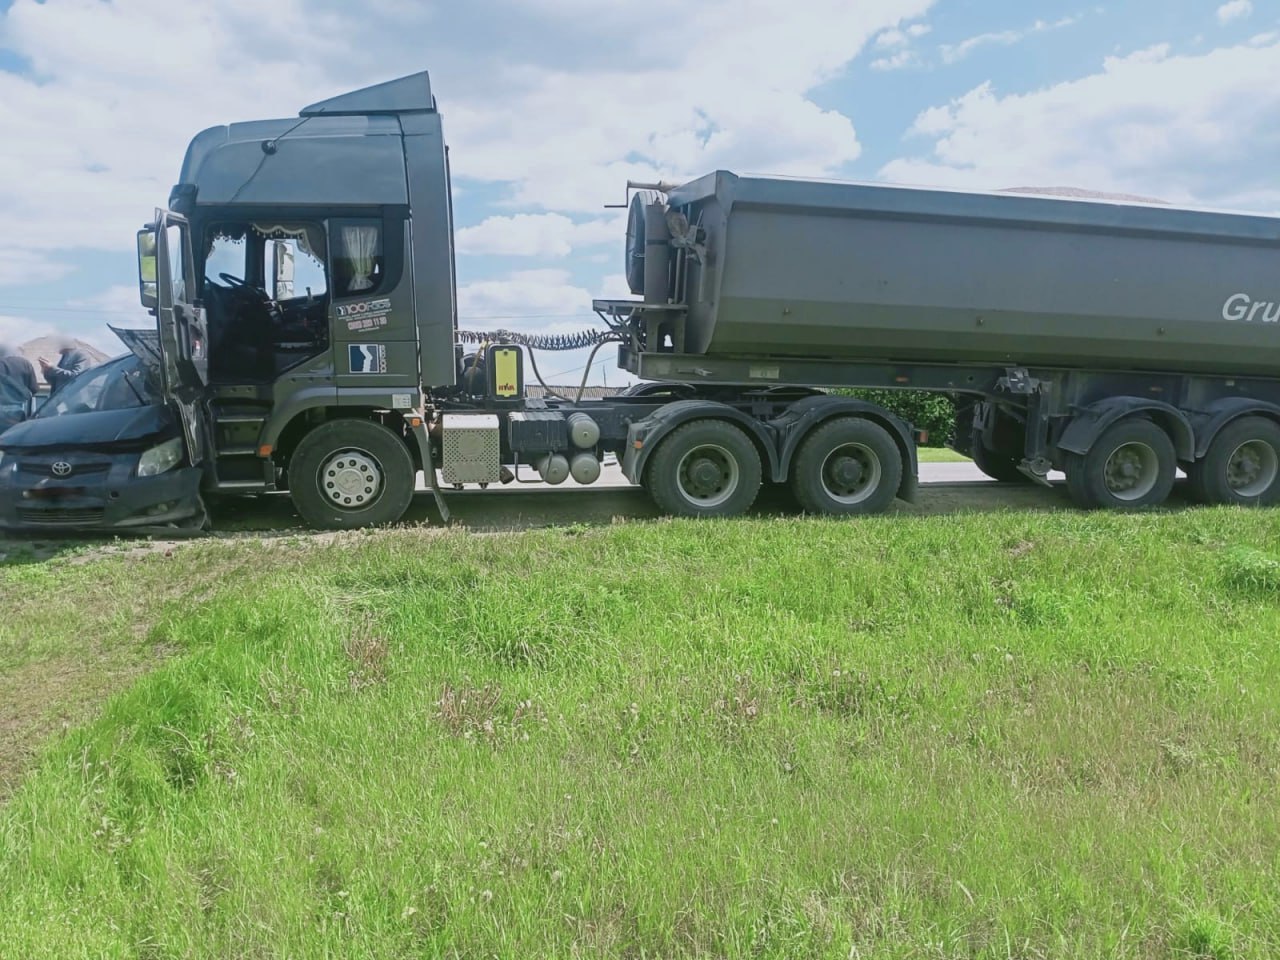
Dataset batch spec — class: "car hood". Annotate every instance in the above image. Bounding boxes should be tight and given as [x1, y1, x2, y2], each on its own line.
[0, 404, 173, 450]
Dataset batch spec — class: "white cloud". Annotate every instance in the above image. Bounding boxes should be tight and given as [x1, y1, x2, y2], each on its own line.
[1217, 1, 1253, 24]
[67, 285, 156, 327]
[872, 50, 922, 71]
[457, 269, 595, 328]
[0, 251, 75, 289]
[455, 213, 624, 258]
[882, 39, 1280, 213]
[875, 20, 929, 50]
[876, 28, 909, 49]
[940, 16, 1078, 64]
[0, 314, 55, 349]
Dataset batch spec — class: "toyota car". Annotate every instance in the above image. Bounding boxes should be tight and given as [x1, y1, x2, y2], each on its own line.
[0, 335, 205, 532]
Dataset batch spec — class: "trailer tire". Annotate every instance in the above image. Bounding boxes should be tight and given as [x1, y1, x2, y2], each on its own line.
[790, 417, 902, 516]
[1065, 417, 1175, 510]
[1188, 416, 1280, 506]
[645, 420, 762, 518]
[289, 420, 415, 530]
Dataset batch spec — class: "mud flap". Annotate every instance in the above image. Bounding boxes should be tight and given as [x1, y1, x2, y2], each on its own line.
[409, 420, 451, 523]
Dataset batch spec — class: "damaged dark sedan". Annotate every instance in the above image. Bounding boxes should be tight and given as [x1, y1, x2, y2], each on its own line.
[0, 349, 205, 532]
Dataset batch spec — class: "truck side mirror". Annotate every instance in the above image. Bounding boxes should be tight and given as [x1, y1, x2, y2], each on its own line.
[137, 228, 158, 309]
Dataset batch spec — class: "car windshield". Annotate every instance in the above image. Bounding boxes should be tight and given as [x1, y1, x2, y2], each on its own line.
[36, 355, 161, 418]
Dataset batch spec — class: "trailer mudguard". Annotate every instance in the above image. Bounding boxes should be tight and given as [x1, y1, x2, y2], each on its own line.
[1058, 397, 1195, 461]
[1189, 398, 1280, 458]
[622, 400, 781, 485]
[772, 395, 919, 502]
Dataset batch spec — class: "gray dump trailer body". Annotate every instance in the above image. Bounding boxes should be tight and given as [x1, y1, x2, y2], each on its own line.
[666, 172, 1280, 376]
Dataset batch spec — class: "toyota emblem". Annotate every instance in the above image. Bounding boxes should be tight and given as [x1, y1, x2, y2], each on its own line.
[51, 461, 73, 478]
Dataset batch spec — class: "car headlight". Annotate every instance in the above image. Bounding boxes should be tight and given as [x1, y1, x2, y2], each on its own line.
[137, 437, 184, 477]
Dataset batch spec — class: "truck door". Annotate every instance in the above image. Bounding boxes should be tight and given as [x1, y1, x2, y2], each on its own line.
[138, 209, 208, 464]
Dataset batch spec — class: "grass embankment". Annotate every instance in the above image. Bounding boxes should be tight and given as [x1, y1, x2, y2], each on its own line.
[2, 513, 1279, 957]
[917, 447, 972, 463]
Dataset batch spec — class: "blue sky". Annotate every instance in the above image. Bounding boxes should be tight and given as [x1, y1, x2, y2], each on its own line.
[0, 0, 1277, 383]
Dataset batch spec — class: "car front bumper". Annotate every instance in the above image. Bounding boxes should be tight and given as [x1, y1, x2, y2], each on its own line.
[0, 450, 204, 532]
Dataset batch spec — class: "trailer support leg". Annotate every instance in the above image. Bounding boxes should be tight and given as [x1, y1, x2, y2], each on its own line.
[1019, 389, 1054, 487]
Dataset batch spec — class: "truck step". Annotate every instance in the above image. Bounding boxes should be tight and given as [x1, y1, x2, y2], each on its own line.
[214, 414, 267, 425]
[215, 445, 260, 457]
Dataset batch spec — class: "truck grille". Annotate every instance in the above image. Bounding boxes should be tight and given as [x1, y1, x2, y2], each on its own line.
[16, 507, 106, 526]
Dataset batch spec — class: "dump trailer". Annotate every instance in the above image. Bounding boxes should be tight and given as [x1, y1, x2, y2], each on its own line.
[7, 70, 1280, 533]
[610, 171, 1280, 507]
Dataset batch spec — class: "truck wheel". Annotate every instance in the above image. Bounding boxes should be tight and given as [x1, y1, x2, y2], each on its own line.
[971, 435, 1030, 484]
[1065, 418, 1175, 510]
[289, 420, 415, 530]
[1188, 416, 1280, 506]
[646, 420, 762, 518]
[790, 417, 902, 516]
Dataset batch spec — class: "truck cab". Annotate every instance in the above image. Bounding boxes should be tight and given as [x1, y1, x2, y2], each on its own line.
[135, 72, 459, 528]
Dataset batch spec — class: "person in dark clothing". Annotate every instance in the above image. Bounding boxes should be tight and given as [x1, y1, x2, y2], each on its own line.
[0, 348, 38, 431]
[38, 344, 90, 394]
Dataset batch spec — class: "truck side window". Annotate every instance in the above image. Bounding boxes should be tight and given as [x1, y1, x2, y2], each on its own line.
[332, 220, 384, 297]
[254, 223, 327, 301]
[264, 235, 328, 301]
[205, 229, 247, 284]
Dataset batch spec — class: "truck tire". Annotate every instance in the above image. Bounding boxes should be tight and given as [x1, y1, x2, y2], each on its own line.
[645, 420, 762, 518]
[1065, 417, 1175, 510]
[790, 417, 902, 516]
[289, 420, 415, 530]
[971, 435, 1031, 484]
[1188, 416, 1280, 506]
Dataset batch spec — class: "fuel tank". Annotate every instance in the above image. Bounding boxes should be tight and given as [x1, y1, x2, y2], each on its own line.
[655, 172, 1280, 376]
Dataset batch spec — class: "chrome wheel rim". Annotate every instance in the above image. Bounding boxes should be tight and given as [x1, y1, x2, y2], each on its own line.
[676, 443, 740, 508]
[1103, 441, 1159, 502]
[819, 442, 882, 505]
[1226, 439, 1279, 498]
[320, 449, 383, 509]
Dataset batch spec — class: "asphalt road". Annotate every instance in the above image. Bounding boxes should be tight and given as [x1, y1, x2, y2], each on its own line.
[200, 459, 1092, 534]
[6, 459, 1207, 555]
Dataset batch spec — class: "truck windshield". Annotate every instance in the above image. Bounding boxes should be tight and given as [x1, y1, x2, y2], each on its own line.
[36, 355, 160, 418]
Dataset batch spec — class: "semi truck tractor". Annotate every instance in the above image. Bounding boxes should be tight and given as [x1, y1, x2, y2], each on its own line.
[3, 69, 1280, 532]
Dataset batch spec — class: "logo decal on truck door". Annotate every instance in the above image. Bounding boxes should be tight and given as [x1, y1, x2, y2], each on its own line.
[338, 298, 392, 332]
[349, 344, 387, 374]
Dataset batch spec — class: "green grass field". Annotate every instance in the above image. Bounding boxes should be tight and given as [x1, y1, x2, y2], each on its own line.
[2, 510, 1279, 958]
[916, 446, 972, 463]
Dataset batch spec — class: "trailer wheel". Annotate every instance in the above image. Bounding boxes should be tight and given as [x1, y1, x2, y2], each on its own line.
[790, 417, 902, 516]
[289, 420, 415, 530]
[1065, 418, 1175, 510]
[1188, 416, 1280, 506]
[645, 420, 762, 518]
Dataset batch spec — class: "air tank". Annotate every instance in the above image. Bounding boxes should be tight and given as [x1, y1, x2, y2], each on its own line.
[536, 453, 569, 485]
[569, 452, 601, 485]
[567, 412, 600, 449]
[642, 171, 1280, 377]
